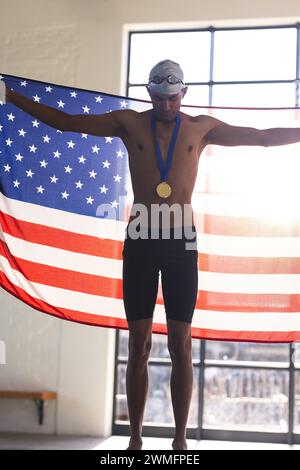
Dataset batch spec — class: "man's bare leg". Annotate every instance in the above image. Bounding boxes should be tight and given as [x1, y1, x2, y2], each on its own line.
[167, 319, 193, 450]
[126, 318, 153, 450]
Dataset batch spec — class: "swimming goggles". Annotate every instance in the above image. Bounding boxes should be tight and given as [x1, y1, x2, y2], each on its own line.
[148, 74, 185, 85]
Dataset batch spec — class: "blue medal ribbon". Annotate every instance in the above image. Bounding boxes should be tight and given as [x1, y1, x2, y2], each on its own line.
[151, 112, 181, 183]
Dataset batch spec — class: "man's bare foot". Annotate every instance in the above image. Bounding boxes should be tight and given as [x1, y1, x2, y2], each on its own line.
[172, 439, 188, 450]
[126, 437, 143, 450]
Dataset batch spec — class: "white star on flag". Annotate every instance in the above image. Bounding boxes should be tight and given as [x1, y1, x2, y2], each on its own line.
[78, 155, 86, 164]
[99, 185, 108, 193]
[103, 160, 111, 168]
[86, 196, 94, 204]
[29, 144, 37, 153]
[75, 180, 83, 189]
[116, 149, 124, 158]
[61, 190, 69, 199]
[92, 145, 100, 154]
[111, 200, 119, 208]
[67, 140, 76, 149]
[53, 150, 61, 159]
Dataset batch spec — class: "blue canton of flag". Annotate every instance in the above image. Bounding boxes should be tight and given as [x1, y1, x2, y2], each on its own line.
[0, 74, 130, 219]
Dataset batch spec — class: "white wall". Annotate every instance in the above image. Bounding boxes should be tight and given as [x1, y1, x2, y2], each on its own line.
[0, 0, 300, 436]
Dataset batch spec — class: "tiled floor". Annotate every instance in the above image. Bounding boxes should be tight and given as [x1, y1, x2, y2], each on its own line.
[94, 436, 297, 450]
[0, 433, 299, 450]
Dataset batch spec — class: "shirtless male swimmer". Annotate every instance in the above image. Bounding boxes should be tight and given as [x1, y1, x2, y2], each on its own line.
[2, 59, 300, 451]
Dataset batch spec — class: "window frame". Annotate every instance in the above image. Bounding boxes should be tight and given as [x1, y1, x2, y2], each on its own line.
[113, 22, 300, 445]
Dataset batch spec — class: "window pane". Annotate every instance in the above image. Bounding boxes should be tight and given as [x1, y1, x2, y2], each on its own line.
[118, 330, 129, 358]
[293, 342, 300, 368]
[144, 365, 199, 426]
[118, 329, 200, 361]
[115, 364, 128, 422]
[182, 85, 210, 107]
[115, 364, 199, 426]
[128, 85, 150, 101]
[214, 28, 297, 81]
[294, 371, 300, 433]
[212, 83, 295, 107]
[203, 367, 289, 432]
[205, 341, 289, 364]
[129, 32, 211, 84]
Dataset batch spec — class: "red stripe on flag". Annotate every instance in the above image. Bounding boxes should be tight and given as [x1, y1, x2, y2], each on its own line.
[200, 253, 300, 274]
[0, 210, 124, 259]
[190, 327, 300, 343]
[198, 290, 300, 313]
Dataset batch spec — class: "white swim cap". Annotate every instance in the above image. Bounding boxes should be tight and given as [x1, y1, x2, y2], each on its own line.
[147, 59, 185, 95]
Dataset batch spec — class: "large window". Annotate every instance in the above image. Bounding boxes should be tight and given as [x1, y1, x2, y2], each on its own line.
[113, 24, 300, 444]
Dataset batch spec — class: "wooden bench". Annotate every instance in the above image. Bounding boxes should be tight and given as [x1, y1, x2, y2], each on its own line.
[0, 391, 57, 425]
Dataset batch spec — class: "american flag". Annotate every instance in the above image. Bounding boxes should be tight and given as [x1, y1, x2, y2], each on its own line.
[1, 73, 300, 342]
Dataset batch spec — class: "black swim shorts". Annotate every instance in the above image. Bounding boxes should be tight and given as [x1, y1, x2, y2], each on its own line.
[122, 225, 198, 324]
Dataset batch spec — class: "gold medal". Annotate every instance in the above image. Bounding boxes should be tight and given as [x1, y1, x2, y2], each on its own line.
[156, 181, 172, 198]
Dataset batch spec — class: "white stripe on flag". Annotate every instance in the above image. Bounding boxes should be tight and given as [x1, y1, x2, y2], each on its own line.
[0, 193, 127, 241]
[197, 233, 300, 257]
[197, 271, 300, 294]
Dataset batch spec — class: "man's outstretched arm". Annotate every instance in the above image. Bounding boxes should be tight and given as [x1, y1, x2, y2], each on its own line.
[1, 82, 126, 137]
[203, 116, 300, 147]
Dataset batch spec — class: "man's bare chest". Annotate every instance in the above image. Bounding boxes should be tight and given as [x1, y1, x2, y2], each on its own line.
[123, 125, 202, 168]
